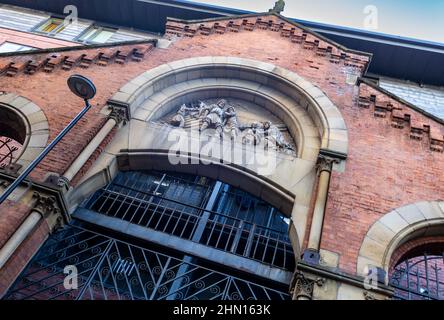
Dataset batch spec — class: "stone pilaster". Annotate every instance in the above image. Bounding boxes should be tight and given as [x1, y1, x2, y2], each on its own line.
[32, 192, 63, 233]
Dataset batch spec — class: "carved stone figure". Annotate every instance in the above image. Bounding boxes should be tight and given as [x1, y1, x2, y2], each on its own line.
[197, 101, 211, 119]
[200, 99, 227, 136]
[167, 99, 296, 153]
[262, 121, 294, 151]
[241, 122, 263, 145]
[170, 104, 194, 127]
[223, 106, 239, 140]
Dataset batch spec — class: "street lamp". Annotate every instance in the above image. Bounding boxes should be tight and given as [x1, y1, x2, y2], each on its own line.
[0, 75, 96, 205]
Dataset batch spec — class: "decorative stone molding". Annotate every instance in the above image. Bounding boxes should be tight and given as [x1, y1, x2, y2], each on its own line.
[165, 13, 371, 73]
[108, 101, 131, 125]
[32, 191, 63, 232]
[358, 81, 444, 154]
[316, 155, 339, 175]
[32, 192, 60, 216]
[290, 270, 326, 300]
[110, 56, 349, 158]
[0, 94, 49, 173]
[363, 291, 377, 300]
[357, 201, 444, 280]
[0, 42, 155, 78]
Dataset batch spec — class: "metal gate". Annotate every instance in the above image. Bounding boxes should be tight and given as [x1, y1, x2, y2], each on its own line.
[390, 252, 444, 300]
[4, 224, 290, 300]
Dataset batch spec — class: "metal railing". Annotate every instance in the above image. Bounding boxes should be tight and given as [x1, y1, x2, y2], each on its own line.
[5, 225, 290, 300]
[85, 171, 295, 271]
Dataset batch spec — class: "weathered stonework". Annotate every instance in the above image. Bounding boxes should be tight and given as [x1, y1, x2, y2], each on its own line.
[0, 10, 443, 300]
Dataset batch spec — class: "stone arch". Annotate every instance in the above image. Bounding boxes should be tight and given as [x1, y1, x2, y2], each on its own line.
[109, 56, 348, 159]
[66, 151, 301, 260]
[69, 56, 349, 253]
[357, 201, 444, 281]
[0, 93, 49, 171]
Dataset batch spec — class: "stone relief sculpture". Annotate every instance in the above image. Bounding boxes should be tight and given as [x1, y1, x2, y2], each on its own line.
[199, 99, 227, 137]
[223, 106, 239, 140]
[168, 99, 295, 154]
[170, 104, 195, 128]
[262, 121, 294, 151]
[241, 122, 263, 146]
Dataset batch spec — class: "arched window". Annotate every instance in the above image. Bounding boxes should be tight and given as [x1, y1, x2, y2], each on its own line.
[0, 106, 26, 168]
[5, 170, 295, 300]
[390, 242, 444, 300]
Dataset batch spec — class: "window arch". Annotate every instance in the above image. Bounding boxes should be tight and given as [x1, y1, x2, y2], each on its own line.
[0, 94, 49, 171]
[390, 239, 444, 300]
[0, 105, 26, 168]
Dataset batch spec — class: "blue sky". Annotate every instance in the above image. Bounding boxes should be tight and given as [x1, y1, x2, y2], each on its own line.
[186, 0, 444, 43]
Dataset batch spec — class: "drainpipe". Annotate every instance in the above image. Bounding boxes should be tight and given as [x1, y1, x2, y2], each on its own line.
[60, 105, 127, 186]
[0, 192, 60, 270]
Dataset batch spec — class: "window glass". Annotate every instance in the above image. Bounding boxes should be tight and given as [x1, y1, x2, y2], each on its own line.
[0, 42, 34, 53]
[79, 26, 116, 43]
[37, 18, 64, 34]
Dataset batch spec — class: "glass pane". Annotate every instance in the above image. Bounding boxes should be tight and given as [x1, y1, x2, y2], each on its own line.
[0, 42, 33, 53]
[0, 42, 21, 53]
[38, 19, 63, 33]
[90, 30, 115, 43]
[80, 28, 99, 41]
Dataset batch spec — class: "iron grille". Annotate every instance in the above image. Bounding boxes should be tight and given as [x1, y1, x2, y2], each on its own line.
[4, 225, 290, 300]
[390, 253, 444, 300]
[0, 137, 19, 168]
[84, 171, 295, 271]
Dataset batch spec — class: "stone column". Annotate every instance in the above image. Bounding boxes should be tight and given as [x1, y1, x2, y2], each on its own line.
[60, 104, 128, 187]
[307, 155, 336, 251]
[0, 192, 61, 269]
[290, 271, 325, 300]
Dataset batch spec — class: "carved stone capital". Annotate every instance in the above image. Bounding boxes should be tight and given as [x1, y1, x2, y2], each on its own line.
[0, 179, 9, 188]
[316, 155, 339, 175]
[32, 192, 60, 217]
[290, 271, 326, 300]
[32, 192, 64, 232]
[0, 163, 22, 175]
[108, 100, 130, 125]
[363, 291, 376, 300]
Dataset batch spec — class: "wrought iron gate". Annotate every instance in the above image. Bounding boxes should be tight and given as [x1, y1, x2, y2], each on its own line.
[0, 137, 19, 168]
[390, 253, 444, 300]
[5, 225, 290, 300]
[84, 171, 295, 271]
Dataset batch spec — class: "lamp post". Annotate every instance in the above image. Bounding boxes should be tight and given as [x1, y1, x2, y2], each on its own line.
[0, 75, 96, 205]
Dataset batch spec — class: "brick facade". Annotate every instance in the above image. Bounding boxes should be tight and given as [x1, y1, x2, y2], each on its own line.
[0, 13, 443, 296]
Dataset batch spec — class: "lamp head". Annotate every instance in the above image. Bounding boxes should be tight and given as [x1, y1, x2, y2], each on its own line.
[67, 75, 96, 100]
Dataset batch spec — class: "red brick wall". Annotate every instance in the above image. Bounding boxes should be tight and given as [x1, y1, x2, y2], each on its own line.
[0, 219, 49, 297]
[0, 200, 32, 248]
[0, 16, 443, 284]
[390, 236, 444, 274]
